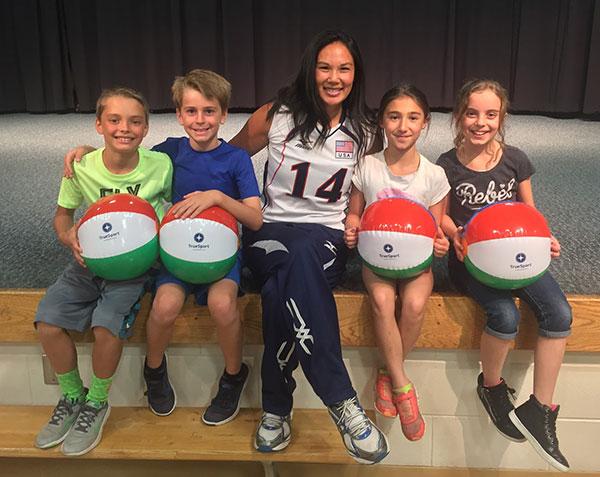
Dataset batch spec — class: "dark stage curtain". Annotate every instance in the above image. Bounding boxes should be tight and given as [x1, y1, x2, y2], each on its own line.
[2, 0, 599, 115]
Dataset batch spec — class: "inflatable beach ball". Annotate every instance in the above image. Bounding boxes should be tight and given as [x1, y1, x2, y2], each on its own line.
[462, 202, 551, 290]
[159, 206, 239, 284]
[78, 194, 159, 281]
[358, 198, 436, 279]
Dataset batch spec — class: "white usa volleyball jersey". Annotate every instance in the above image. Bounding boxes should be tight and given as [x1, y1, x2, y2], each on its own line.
[262, 110, 358, 230]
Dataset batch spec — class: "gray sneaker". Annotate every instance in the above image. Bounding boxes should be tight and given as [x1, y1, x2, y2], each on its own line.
[328, 396, 389, 464]
[61, 401, 111, 456]
[35, 393, 86, 449]
[254, 412, 292, 452]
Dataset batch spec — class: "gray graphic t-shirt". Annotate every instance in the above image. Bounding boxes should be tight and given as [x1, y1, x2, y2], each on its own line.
[436, 145, 535, 227]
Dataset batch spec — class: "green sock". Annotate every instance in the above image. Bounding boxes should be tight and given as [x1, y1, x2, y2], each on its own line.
[393, 383, 413, 395]
[56, 368, 85, 401]
[86, 374, 113, 407]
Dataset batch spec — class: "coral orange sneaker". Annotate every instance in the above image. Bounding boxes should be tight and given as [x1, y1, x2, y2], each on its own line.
[374, 368, 397, 418]
[393, 385, 425, 441]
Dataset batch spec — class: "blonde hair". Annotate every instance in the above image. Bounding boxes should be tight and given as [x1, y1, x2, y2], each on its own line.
[452, 79, 509, 148]
[171, 69, 231, 112]
[96, 87, 149, 123]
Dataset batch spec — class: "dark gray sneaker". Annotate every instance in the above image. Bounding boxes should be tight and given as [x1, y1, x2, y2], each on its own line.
[144, 355, 176, 416]
[61, 401, 111, 456]
[202, 363, 249, 426]
[509, 395, 570, 472]
[35, 392, 87, 449]
[476, 373, 526, 442]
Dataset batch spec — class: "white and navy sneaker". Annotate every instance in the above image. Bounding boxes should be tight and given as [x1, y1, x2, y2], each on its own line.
[254, 412, 292, 452]
[328, 396, 389, 464]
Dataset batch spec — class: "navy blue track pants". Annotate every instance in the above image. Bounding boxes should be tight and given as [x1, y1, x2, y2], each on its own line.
[243, 222, 356, 416]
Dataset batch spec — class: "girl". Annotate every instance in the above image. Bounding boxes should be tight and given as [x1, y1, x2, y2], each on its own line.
[230, 30, 389, 464]
[344, 85, 449, 441]
[438, 79, 571, 472]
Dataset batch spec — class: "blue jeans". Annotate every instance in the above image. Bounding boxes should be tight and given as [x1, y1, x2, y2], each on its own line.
[448, 251, 572, 340]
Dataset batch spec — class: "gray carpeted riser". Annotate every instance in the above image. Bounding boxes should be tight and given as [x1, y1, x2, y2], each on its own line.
[1, 113, 598, 293]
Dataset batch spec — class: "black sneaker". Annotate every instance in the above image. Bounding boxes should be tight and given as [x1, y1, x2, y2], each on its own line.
[144, 355, 176, 416]
[202, 363, 249, 426]
[476, 373, 525, 442]
[509, 395, 570, 472]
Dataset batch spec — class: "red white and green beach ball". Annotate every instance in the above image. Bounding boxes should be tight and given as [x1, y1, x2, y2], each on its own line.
[78, 193, 159, 281]
[159, 206, 239, 284]
[358, 198, 436, 279]
[462, 202, 551, 289]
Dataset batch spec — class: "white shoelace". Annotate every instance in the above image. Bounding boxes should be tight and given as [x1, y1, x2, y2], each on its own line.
[332, 397, 371, 438]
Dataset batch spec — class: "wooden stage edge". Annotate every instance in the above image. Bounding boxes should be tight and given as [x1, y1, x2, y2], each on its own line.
[1, 289, 599, 352]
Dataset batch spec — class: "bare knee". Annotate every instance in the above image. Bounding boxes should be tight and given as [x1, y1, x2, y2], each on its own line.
[93, 326, 120, 345]
[149, 293, 184, 328]
[207, 293, 239, 327]
[369, 289, 396, 318]
[36, 322, 65, 340]
[400, 296, 428, 323]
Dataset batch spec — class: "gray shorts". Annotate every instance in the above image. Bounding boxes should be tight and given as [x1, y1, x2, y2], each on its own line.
[34, 262, 148, 338]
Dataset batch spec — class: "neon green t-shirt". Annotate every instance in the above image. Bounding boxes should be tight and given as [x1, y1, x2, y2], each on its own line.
[58, 147, 173, 220]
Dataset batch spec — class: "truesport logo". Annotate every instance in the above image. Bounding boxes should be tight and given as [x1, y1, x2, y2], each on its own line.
[102, 223, 112, 233]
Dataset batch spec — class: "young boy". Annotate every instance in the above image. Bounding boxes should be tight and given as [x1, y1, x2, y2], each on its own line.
[143, 69, 262, 425]
[34, 87, 173, 456]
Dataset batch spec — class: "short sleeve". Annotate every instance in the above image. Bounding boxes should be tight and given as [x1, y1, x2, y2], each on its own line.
[234, 151, 260, 199]
[152, 137, 180, 161]
[352, 157, 366, 192]
[511, 148, 535, 182]
[57, 176, 83, 210]
[429, 165, 451, 206]
[162, 160, 174, 203]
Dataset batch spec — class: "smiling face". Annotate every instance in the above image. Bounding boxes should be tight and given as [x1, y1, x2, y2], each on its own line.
[95, 96, 148, 155]
[176, 87, 226, 152]
[381, 96, 428, 153]
[315, 41, 355, 120]
[460, 89, 502, 147]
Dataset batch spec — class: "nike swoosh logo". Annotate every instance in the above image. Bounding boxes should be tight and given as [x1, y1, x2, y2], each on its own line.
[250, 240, 289, 255]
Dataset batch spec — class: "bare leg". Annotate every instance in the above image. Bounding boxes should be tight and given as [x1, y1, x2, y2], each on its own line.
[480, 332, 512, 387]
[92, 327, 123, 378]
[37, 322, 77, 373]
[207, 279, 242, 375]
[146, 283, 186, 368]
[362, 267, 409, 387]
[396, 269, 433, 358]
[533, 337, 567, 406]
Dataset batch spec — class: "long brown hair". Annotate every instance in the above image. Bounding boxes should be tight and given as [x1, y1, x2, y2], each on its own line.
[452, 79, 509, 149]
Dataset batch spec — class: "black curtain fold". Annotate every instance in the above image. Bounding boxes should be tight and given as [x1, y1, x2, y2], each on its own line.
[1, 0, 599, 115]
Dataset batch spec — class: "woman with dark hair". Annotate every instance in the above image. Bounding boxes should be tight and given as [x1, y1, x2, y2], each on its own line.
[231, 30, 389, 463]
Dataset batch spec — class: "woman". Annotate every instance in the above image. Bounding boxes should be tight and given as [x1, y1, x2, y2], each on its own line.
[230, 30, 389, 464]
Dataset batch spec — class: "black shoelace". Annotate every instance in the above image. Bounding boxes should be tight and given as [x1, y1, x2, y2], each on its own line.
[49, 397, 71, 425]
[543, 409, 558, 446]
[74, 405, 100, 433]
[487, 382, 517, 419]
